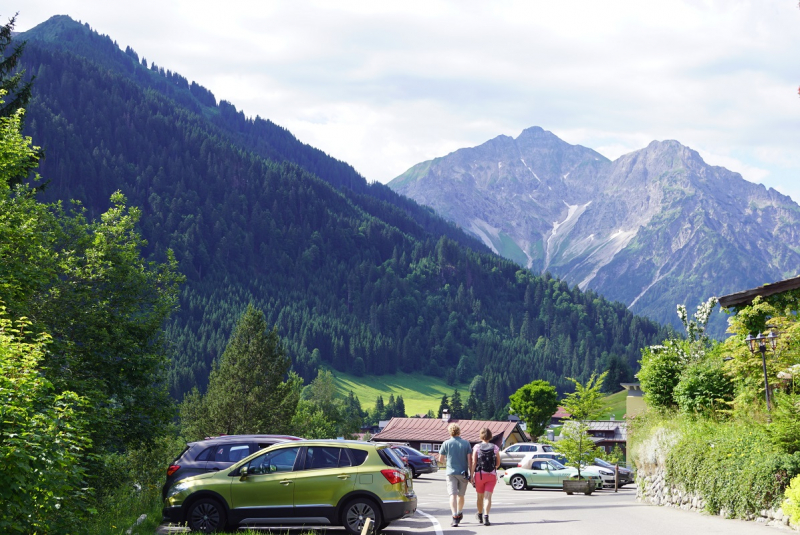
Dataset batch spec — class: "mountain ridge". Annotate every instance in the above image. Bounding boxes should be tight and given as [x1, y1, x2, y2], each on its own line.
[16, 15, 672, 408]
[389, 128, 800, 335]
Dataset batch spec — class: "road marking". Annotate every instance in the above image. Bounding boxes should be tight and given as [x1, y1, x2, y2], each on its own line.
[416, 509, 443, 535]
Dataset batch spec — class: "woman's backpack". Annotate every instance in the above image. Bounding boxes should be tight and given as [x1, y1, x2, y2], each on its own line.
[476, 443, 496, 473]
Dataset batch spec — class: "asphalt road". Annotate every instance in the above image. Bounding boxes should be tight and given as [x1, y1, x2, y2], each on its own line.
[158, 471, 790, 534]
[384, 471, 789, 535]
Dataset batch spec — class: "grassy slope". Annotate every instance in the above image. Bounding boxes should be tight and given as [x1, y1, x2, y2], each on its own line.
[332, 371, 470, 416]
[600, 390, 627, 420]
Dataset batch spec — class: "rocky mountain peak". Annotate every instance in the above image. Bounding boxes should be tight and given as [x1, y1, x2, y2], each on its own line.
[389, 128, 800, 336]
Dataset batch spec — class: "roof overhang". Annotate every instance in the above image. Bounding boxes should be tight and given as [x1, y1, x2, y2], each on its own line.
[719, 275, 800, 309]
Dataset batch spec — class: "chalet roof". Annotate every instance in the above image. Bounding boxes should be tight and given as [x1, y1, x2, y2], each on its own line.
[561, 420, 627, 441]
[553, 406, 571, 419]
[372, 417, 527, 446]
[718, 275, 800, 308]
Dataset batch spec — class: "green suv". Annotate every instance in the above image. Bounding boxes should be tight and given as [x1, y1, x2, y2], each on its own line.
[162, 440, 417, 533]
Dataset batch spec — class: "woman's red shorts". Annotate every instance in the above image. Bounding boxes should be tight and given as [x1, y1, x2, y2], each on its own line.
[473, 472, 497, 493]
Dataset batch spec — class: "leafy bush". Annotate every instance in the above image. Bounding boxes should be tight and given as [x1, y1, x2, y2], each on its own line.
[784, 474, 800, 527]
[665, 420, 800, 517]
[0, 313, 91, 534]
[637, 340, 686, 410]
[83, 433, 186, 535]
[673, 359, 734, 417]
[770, 392, 800, 455]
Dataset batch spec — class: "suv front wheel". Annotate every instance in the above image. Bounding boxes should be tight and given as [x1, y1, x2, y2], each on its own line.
[342, 497, 383, 535]
[187, 498, 227, 533]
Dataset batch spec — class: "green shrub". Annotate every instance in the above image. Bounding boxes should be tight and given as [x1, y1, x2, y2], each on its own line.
[83, 433, 186, 535]
[665, 420, 800, 518]
[674, 359, 734, 417]
[638, 341, 686, 410]
[770, 392, 800, 455]
[0, 313, 91, 534]
[784, 474, 800, 527]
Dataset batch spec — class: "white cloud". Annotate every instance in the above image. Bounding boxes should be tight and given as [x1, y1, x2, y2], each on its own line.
[11, 0, 800, 191]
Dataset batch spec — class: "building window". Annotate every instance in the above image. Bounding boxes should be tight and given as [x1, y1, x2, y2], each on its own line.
[421, 443, 432, 454]
[432, 443, 441, 452]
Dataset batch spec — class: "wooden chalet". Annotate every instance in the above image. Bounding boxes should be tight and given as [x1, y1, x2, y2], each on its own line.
[371, 415, 528, 454]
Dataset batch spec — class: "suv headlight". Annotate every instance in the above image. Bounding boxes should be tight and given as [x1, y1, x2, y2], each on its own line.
[167, 481, 192, 499]
[599, 470, 612, 475]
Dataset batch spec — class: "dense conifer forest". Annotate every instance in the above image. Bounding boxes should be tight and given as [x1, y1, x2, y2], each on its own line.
[17, 15, 672, 409]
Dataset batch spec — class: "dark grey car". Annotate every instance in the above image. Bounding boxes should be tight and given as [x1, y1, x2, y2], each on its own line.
[161, 434, 302, 500]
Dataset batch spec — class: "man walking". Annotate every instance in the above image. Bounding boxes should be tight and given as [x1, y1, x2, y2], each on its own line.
[438, 423, 473, 527]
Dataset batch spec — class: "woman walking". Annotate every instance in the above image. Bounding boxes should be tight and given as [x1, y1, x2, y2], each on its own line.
[471, 427, 501, 526]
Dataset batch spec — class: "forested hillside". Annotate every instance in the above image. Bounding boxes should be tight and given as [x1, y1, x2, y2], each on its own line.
[18, 15, 671, 408]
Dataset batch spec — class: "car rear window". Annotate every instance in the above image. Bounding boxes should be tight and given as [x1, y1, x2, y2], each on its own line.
[348, 449, 368, 466]
[173, 445, 190, 463]
[205, 443, 250, 463]
[195, 447, 213, 461]
[379, 447, 405, 468]
[304, 447, 343, 470]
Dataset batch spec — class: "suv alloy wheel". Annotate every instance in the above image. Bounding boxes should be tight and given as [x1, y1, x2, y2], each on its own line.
[342, 497, 383, 535]
[187, 498, 227, 532]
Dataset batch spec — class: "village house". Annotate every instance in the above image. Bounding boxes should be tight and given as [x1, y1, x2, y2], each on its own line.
[371, 411, 528, 454]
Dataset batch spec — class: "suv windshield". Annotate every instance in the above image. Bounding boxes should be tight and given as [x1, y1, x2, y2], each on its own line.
[594, 458, 614, 469]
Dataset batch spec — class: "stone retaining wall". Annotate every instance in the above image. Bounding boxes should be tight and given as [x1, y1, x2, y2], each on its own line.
[636, 467, 795, 530]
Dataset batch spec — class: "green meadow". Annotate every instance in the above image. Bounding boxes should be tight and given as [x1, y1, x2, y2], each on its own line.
[332, 371, 470, 416]
[332, 367, 629, 422]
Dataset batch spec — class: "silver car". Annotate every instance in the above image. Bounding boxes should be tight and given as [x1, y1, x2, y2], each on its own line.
[499, 442, 554, 468]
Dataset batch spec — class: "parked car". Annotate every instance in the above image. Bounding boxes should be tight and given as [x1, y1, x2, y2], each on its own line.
[162, 440, 417, 534]
[501, 457, 603, 491]
[589, 457, 634, 486]
[389, 445, 439, 479]
[517, 451, 568, 468]
[161, 434, 302, 500]
[499, 442, 554, 468]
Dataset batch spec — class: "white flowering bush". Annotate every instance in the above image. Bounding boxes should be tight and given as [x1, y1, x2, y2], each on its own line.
[639, 297, 719, 412]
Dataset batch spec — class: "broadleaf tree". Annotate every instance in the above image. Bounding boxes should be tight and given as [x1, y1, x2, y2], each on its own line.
[508, 379, 558, 440]
[553, 371, 608, 478]
[0, 95, 183, 454]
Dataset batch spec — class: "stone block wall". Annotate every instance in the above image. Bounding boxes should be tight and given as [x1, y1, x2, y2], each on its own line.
[636, 466, 795, 530]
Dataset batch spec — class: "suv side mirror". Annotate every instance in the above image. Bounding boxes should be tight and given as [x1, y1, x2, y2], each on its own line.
[239, 465, 249, 480]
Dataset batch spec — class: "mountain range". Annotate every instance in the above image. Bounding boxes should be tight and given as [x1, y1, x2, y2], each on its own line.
[15, 16, 670, 409]
[389, 127, 800, 336]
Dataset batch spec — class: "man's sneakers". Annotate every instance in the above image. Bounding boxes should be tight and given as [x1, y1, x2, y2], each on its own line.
[476, 512, 483, 524]
[451, 512, 463, 527]
[483, 515, 491, 526]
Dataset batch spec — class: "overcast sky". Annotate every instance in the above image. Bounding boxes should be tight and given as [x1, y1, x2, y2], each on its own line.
[9, 1, 800, 200]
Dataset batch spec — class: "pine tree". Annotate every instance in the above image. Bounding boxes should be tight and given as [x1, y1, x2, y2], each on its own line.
[375, 395, 385, 420]
[395, 395, 407, 418]
[451, 389, 464, 418]
[0, 13, 37, 188]
[0, 14, 33, 118]
[386, 394, 396, 419]
[181, 304, 302, 438]
[465, 392, 480, 420]
[438, 394, 450, 418]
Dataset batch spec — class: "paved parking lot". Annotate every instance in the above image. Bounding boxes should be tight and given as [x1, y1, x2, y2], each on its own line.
[397, 471, 786, 535]
[158, 471, 788, 534]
